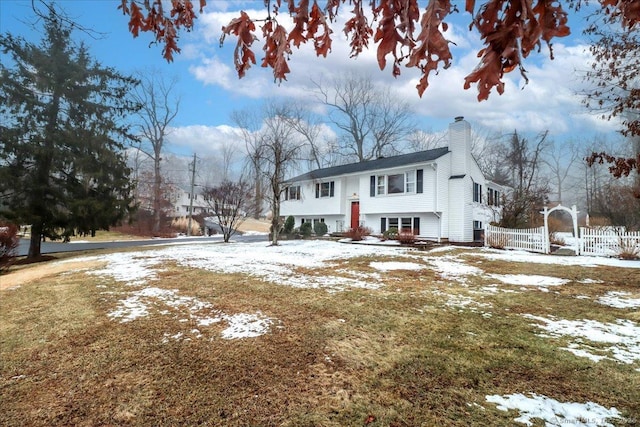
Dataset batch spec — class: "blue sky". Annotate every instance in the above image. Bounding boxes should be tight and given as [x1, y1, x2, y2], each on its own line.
[0, 0, 626, 160]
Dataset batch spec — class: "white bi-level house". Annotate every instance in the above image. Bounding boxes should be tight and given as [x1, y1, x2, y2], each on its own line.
[280, 117, 503, 243]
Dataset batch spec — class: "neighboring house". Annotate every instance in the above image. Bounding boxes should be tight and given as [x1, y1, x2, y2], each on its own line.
[169, 187, 214, 217]
[280, 117, 503, 243]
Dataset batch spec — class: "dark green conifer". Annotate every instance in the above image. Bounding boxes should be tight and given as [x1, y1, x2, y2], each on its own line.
[0, 7, 139, 258]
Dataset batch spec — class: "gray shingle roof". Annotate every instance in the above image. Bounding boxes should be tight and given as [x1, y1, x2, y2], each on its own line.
[286, 146, 450, 183]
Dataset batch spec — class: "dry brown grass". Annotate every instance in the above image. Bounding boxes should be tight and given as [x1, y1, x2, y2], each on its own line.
[1, 246, 638, 426]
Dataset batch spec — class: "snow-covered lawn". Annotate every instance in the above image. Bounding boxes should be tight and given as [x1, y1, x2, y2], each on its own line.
[485, 393, 622, 427]
[59, 239, 639, 423]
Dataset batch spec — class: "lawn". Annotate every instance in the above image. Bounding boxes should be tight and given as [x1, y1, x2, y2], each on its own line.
[1, 240, 639, 426]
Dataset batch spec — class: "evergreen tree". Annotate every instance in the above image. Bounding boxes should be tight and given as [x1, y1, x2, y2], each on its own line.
[0, 8, 139, 258]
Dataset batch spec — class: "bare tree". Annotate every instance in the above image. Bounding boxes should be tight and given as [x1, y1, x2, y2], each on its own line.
[132, 69, 180, 233]
[232, 108, 267, 219]
[313, 73, 416, 162]
[405, 129, 446, 153]
[542, 138, 581, 204]
[499, 131, 551, 228]
[473, 131, 511, 185]
[220, 140, 238, 181]
[233, 102, 307, 245]
[258, 103, 306, 245]
[280, 102, 338, 170]
[202, 179, 251, 243]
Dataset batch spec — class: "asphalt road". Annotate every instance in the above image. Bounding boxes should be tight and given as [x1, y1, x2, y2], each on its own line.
[17, 233, 269, 257]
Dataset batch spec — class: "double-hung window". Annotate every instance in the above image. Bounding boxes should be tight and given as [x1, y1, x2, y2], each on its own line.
[405, 171, 416, 193]
[315, 181, 335, 198]
[488, 188, 500, 206]
[285, 185, 301, 201]
[473, 182, 482, 203]
[377, 176, 386, 195]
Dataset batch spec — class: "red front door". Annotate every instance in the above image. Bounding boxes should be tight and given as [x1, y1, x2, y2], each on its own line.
[350, 202, 360, 229]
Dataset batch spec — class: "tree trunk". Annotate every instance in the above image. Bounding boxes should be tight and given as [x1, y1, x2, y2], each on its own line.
[28, 223, 43, 259]
[633, 135, 640, 191]
[253, 175, 262, 219]
[152, 156, 161, 234]
[271, 202, 280, 246]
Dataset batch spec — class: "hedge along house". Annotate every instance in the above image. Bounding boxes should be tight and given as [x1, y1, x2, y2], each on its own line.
[280, 117, 503, 242]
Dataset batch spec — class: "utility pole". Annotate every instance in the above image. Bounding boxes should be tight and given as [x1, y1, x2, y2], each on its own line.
[187, 153, 197, 236]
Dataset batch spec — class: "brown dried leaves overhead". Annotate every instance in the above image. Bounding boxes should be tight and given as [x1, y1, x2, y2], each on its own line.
[119, 0, 205, 62]
[121, 0, 638, 100]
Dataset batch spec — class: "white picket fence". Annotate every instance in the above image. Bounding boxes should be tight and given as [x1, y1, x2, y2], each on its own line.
[485, 224, 640, 258]
[579, 227, 640, 257]
[484, 224, 548, 254]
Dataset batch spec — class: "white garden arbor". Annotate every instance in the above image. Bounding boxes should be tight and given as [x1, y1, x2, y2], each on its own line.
[541, 204, 580, 255]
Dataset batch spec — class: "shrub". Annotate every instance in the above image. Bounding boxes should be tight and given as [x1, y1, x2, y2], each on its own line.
[345, 226, 372, 241]
[397, 231, 416, 245]
[170, 216, 201, 236]
[299, 222, 313, 237]
[618, 236, 640, 260]
[313, 221, 328, 236]
[0, 223, 19, 273]
[283, 216, 295, 234]
[549, 232, 566, 246]
[486, 233, 509, 249]
[382, 227, 399, 240]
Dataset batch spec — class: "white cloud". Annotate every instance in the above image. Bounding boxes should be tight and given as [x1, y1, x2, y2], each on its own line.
[167, 124, 245, 157]
[184, 5, 623, 144]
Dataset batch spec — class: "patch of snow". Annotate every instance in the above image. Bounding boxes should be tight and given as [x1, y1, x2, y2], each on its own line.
[477, 248, 640, 269]
[107, 286, 274, 340]
[578, 279, 605, 284]
[159, 240, 406, 291]
[524, 314, 640, 365]
[598, 292, 640, 309]
[84, 253, 164, 286]
[220, 312, 273, 339]
[485, 392, 622, 427]
[427, 256, 483, 282]
[562, 343, 610, 363]
[427, 245, 458, 253]
[197, 317, 222, 327]
[370, 261, 425, 271]
[490, 274, 569, 287]
[240, 231, 268, 236]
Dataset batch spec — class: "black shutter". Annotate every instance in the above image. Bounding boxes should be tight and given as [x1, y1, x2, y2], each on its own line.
[284, 187, 289, 201]
[381, 218, 386, 233]
[330, 181, 335, 197]
[370, 176, 376, 197]
[315, 183, 319, 198]
[416, 169, 423, 193]
[413, 217, 420, 235]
